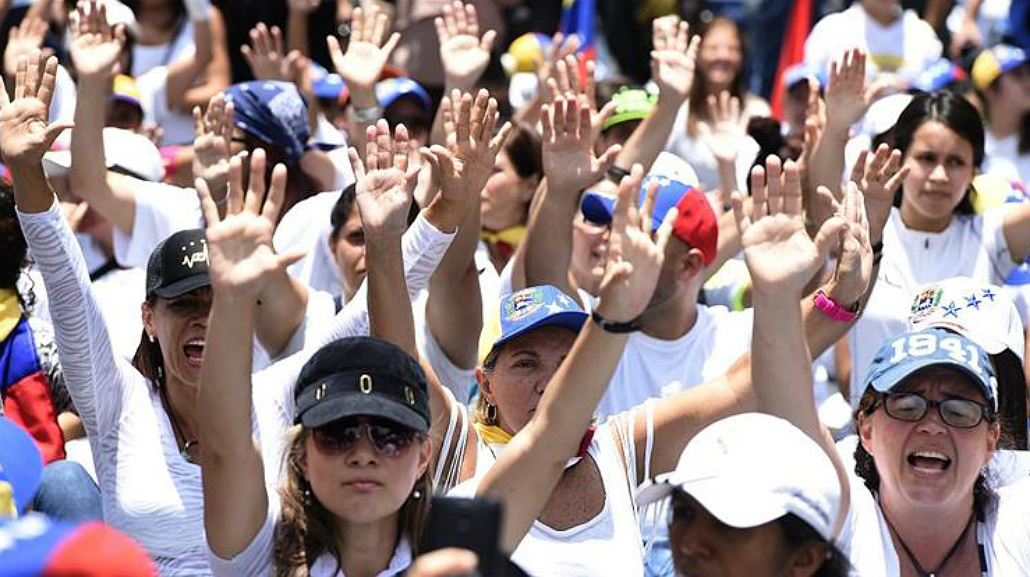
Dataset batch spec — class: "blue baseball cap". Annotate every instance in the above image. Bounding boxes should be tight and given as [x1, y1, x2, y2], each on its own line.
[376, 77, 431, 113]
[491, 285, 587, 352]
[580, 151, 701, 231]
[782, 62, 826, 90]
[911, 58, 967, 92]
[972, 44, 1029, 90]
[0, 417, 43, 517]
[863, 328, 998, 411]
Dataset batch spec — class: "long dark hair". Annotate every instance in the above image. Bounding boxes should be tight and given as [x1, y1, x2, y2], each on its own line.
[131, 295, 164, 388]
[0, 181, 26, 292]
[121, 0, 187, 34]
[687, 17, 749, 136]
[853, 387, 999, 521]
[778, 514, 850, 577]
[887, 91, 983, 215]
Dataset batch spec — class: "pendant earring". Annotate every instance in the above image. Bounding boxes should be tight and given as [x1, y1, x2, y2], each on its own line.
[147, 333, 155, 343]
[486, 402, 498, 423]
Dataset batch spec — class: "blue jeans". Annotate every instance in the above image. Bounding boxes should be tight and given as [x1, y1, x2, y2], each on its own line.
[31, 460, 103, 522]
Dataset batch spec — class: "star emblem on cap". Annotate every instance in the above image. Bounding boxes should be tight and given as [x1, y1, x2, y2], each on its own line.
[982, 288, 996, 302]
[965, 294, 982, 310]
[545, 301, 566, 316]
[943, 301, 961, 318]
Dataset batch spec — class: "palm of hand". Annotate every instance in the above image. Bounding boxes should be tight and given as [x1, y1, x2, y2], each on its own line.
[742, 215, 822, 292]
[603, 229, 662, 319]
[442, 36, 488, 80]
[654, 52, 692, 97]
[827, 81, 866, 128]
[706, 120, 743, 163]
[339, 43, 385, 88]
[544, 137, 594, 192]
[71, 35, 121, 77]
[205, 214, 278, 295]
[356, 169, 411, 236]
[192, 134, 229, 179]
[1, 99, 54, 164]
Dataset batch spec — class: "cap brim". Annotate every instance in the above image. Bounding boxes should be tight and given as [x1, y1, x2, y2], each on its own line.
[581, 191, 616, 225]
[603, 112, 648, 131]
[151, 272, 211, 299]
[0, 418, 43, 514]
[681, 475, 789, 530]
[870, 358, 995, 405]
[492, 310, 587, 351]
[634, 471, 680, 507]
[300, 391, 429, 432]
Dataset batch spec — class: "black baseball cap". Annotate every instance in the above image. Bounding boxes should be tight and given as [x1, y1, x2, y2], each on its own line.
[294, 337, 431, 432]
[145, 229, 211, 300]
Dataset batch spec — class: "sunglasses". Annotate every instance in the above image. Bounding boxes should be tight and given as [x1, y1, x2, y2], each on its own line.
[311, 417, 421, 457]
[877, 391, 991, 429]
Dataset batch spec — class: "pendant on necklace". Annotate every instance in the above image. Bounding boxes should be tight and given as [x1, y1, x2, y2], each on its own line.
[181, 440, 198, 464]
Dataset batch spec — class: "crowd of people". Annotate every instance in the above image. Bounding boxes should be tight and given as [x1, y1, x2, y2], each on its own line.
[2, 0, 1030, 575]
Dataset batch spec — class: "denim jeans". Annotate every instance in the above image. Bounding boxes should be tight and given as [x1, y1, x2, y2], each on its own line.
[31, 460, 103, 522]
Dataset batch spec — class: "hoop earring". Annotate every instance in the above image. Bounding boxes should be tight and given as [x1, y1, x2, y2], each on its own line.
[486, 402, 498, 424]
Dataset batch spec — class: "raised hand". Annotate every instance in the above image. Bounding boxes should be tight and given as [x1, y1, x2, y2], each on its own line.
[349, 119, 421, 240]
[824, 48, 874, 133]
[542, 55, 615, 143]
[0, 51, 72, 170]
[847, 143, 908, 239]
[541, 95, 620, 196]
[241, 23, 300, 82]
[3, 17, 49, 77]
[420, 89, 512, 229]
[69, 0, 126, 80]
[700, 91, 745, 165]
[435, 0, 496, 89]
[536, 32, 579, 91]
[192, 92, 235, 195]
[650, 15, 699, 104]
[197, 148, 302, 298]
[594, 164, 675, 323]
[816, 181, 873, 306]
[733, 157, 847, 298]
[327, 7, 400, 94]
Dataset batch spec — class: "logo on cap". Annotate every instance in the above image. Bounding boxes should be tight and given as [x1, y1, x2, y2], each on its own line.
[910, 286, 942, 320]
[180, 239, 209, 269]
[505, 290, 544, 322]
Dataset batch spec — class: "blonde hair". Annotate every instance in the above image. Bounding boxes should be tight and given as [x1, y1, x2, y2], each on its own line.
[273, 426, 432, 576]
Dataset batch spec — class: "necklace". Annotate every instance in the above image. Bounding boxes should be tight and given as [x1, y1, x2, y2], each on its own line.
[159, 384, 199, 465]
[880, 504, 975, 577]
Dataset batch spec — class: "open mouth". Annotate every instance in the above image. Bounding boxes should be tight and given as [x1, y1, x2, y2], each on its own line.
[183, 339, 205, 365]
[907, 451, 951, 474]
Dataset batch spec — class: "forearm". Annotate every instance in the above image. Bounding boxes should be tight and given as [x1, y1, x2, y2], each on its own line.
[255, 272, 310, 357]
[752, 290, 820, 433]
[167, 13, 222, 111]
[613, 99, 680, 173]
[286, 9, 310, 55]
[367, 236, 417, 357]
[481, 321, 629, 552]
[427, 202, 482, 368]
[807, 126, 849, 225]
[523, 180, 577, 296]
[199, 293, 269, 558]
[715, 160, 737, 212]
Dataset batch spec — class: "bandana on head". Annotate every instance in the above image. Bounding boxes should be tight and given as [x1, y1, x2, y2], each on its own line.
[223, 81, 310, 165]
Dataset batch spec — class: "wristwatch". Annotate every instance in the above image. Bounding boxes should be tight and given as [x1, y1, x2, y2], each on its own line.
[591, 310, 640, 333]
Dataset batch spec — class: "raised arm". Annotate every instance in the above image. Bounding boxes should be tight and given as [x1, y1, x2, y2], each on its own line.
[422, 89, 512, 368]
[327, 6, 400, 154]
[523, 95, 620, 300]
[479, 165, 675, 553]
[430, 1, 495, 145]
[166, 1, 231, 112]
[197, 146, 303, 558]
[613, 15, 698, 173]
[67, 1, 136, 233]
[1003, 204, 1030, 265]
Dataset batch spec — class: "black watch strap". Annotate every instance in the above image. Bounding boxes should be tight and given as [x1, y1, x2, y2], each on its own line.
[591, 310, 640, 333]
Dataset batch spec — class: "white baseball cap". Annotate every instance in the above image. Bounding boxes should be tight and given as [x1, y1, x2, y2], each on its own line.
[635, 413, 842, 542]
[43, 128, 164, 183]
[907, 277, 1024, 362]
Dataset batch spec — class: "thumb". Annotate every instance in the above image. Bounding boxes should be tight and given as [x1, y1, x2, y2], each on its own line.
[812, 215, 847, 259]
[277, 249, 306, 270]
[42, 122, 74, 148]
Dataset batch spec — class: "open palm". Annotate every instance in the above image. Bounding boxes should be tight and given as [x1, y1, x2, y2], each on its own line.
[436, 1, 495, 88]
[328, 7, 399, 92]
[541, 96, 619, 196]
[350, 120, 419, 240]
[0, 52, 70, 169]
[69, 1, 125, 79]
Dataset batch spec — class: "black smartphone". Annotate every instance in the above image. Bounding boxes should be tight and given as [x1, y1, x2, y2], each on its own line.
[422, 496, 503, 576]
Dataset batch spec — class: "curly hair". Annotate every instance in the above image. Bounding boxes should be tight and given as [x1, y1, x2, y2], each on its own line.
[273, 426, 432, 576]
[853, 387, 999, 521]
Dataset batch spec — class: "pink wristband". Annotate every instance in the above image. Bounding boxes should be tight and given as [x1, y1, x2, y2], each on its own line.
[814, 289, 858, 323]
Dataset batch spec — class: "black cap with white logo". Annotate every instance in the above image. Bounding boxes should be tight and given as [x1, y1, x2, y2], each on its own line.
[145, 229, 211, 300]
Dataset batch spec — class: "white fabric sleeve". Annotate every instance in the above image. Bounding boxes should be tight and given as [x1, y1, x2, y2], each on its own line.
[17, 202, 139, 440]
[112, 182, 203, 269]
[207, 492, 278, 577]
[983, 207, 1020, 278]
[402, 212, 457, 298]
[270, 288, 339, 362]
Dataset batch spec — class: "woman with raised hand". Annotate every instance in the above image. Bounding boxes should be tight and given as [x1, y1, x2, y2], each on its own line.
[199, 112, 430, 576]
[0, 49, 381, 575]
[743, 178, 1030, 575]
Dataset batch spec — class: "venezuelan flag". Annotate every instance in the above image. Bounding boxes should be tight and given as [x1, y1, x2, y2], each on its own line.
[560, 0, 597, 62]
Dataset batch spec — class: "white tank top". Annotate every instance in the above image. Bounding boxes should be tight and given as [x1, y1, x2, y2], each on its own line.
[447, 406, 654, 577]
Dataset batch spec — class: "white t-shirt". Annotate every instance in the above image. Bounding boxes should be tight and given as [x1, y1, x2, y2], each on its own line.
[112, 180, 204, 270]
[276, 190, 345, 295]
[596, 304, 753, 420]
[663, 98, 767, 194]
[132, 21, 197, 146]
[19, 202, 373, 575]
[448, 407, 654, 577]
[804, 4, 943, 82]
[984, 132, 1030, 188]
[836, 438, 1030, 576]
[208, 492, 412, 577]
[849, 208, 1018, 401]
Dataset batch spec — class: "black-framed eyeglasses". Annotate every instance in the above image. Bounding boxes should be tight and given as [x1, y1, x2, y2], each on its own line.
[877, 392, 991, 429]
[311, 417, 422, 457]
